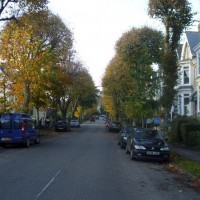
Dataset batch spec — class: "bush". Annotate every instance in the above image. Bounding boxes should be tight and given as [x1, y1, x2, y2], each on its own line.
[170, 116, 188, 143]
[170, 116, 200, 144]
[181, 129, 200, 148]
[181, 123, 200, 146]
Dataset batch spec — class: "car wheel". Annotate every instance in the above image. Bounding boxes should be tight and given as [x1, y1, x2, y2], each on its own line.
[35, 136, 40, 144]
[24, 138, 30, 148]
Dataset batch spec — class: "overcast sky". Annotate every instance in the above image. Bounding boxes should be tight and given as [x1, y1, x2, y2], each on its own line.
[49, 0, 200, 87]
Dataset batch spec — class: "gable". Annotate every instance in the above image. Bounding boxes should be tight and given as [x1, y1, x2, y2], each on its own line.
[182, 42, 191, 60]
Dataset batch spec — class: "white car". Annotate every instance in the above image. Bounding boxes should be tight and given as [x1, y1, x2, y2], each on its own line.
[70, 119, 80, 128]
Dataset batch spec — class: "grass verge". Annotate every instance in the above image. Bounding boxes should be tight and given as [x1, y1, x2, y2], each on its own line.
[169, 152, 200, 178]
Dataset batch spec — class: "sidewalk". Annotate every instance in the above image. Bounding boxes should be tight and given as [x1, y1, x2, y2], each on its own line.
[169, 143, 200, 163]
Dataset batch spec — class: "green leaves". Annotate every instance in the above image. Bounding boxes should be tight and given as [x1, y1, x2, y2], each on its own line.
[148, 0, 195, 117]
[0, 0, 49, 21]
[116, 26, 163, 66]
[0, 9, 96, 117]
[102, 26, 163, 122]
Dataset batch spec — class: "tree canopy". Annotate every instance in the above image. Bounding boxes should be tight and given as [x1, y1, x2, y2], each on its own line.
[0, 9, 97, 120]
[148, 0, 195, 119]
[0, 0, 49, 22]
[102, 26, 163, 123]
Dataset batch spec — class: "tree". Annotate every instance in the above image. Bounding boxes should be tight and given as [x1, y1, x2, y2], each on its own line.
[0, 66, 13, 112]
[69, 64, 97, 119]
[102, 55, 133, 121]
[0, 20, 50, 112]
[114, 26, 163, 123]
[148, 0, 195, 119]
[0, 10, 73, 113]
[0, 0, 49, 22]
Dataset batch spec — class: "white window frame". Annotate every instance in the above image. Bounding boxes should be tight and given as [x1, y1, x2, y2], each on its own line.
[178, 95, 182, 115]
[183, 94, 190, 115]
[183, 66, 189, 85]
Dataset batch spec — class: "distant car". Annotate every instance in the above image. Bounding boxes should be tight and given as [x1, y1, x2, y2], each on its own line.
[117, 125, 136, 149]
[90, 116, 95, 122]
[70, 119, 80, 128]
[108, 121, 122, 133]
[126, 128, 170, 162]
[55, 120, 70, 132]
[0, 113, 40, 148]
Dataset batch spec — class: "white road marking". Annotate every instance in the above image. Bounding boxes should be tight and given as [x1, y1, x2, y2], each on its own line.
[36, 169, 62, 199]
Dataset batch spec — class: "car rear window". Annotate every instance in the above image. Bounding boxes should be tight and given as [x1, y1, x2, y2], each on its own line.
[12, 114, 22, 129]
[13, 119, 22, 129]
[0, 114, 12, 129]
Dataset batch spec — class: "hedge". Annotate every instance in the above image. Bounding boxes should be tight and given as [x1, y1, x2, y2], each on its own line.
[181, 130, 200, 147]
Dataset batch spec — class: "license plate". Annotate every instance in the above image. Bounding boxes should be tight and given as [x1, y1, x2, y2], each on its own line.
[1, 138, 11, 141]
[147, 151, 160, 155]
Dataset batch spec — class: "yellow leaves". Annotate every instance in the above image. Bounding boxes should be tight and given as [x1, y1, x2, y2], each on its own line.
[0, 10, 95, 116]
[102, 94, 116, 119]
[74, 106, 82, 118]
[0, 17, 52, 111]
[83, 104, 98, 118]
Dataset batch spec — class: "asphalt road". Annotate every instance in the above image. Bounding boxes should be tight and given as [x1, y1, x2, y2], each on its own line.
[0, 119, 199, 200]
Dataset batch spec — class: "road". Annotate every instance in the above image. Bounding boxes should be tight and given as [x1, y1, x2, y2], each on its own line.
[0, 118, 199, 200]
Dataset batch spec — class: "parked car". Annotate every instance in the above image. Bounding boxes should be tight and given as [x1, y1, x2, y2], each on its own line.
[0, 113, 40, 148]
[108, 121, 122, 133]
[55, 120, 70, 132]
[126, 128, 170, 162]
[70, 119, 80, 128]
[90, 116, 95, 122]
[117, 125, 136, 149]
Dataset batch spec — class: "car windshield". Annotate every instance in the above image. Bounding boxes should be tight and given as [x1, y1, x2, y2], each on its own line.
[135, 129, 162, 140]
[122, 126, 135, 135]
[57, 121, 66, 124]
[124, 126, 134, 132]
[72, 120, 78, 122]
[112, 122, 120, 126]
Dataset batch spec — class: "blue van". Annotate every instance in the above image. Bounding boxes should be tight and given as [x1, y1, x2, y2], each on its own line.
[0, 113, 40, 147]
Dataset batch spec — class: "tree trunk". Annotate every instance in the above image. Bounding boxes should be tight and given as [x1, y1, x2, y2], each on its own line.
[23, 83, 30, 112]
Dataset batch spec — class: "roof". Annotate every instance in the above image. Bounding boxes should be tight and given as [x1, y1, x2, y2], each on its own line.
[185, 31, 200, 56]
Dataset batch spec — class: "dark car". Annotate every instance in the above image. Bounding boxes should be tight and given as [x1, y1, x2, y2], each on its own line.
[108, 121, 122, 133]
[70, 119, 80, 128]
[117, 125, 136, 149]
[126, 128, 170, 162]
[55, 120, 70, 132]
[90, 116, 95, 122]
[0, 113, 40, 148]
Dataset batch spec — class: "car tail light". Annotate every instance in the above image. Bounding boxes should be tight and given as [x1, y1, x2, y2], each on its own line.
[21, 124, 26, 134]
